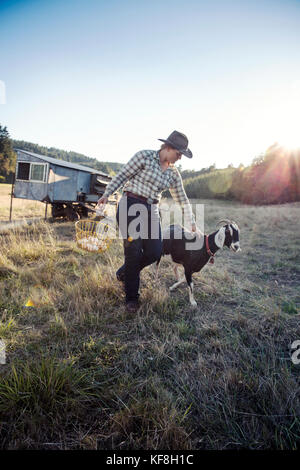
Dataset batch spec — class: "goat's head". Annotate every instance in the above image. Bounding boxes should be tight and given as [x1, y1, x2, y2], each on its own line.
[215, 220, 241, 252]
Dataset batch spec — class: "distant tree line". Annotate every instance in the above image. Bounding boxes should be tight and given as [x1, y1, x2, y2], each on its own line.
[0, 125, 125, 182]
[178, 144, 300, 204]
[0, 125, 16, 183]
[1, 124, 300, 204]
[229, 144, 300, 204]
[11, 139, 124, 176]
[180, 163, 217, 180]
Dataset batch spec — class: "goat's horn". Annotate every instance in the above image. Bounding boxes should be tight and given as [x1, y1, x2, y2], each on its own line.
[216, 219, 232, 227]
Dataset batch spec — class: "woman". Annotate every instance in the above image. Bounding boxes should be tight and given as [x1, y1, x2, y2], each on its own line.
[97, 130, 200, 313]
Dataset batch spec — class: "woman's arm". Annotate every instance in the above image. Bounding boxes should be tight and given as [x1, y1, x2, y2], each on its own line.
[169, 170, 195, 228]
[97, 151, 146, 205]
[169, 170, 203, 236]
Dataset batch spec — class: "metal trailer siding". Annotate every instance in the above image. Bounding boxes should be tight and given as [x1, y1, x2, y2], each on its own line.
[77, 171, 91, 194]
[14, 151, 48, 201]
[50, 165, 78, 202]
[47, 167, 91, 202]
[13, 149, 111, 205]
[47, 166, 55, 201]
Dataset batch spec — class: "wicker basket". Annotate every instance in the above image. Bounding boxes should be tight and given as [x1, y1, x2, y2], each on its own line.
[75, 219, 115, 253]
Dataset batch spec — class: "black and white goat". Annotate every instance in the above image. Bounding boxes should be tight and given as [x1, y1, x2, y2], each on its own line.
[157, 220, 241, 307]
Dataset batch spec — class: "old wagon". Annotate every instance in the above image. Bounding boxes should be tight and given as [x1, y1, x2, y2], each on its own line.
[12, 149, 115, 220]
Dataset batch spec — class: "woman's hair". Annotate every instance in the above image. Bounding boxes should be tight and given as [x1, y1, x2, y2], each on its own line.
[160, 143, 174, 150]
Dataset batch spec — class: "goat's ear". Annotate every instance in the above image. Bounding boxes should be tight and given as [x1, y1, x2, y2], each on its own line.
[214, 227, 226, 248]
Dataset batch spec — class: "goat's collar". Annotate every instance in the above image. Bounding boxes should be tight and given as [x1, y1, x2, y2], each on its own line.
[205, 235, 215, 264]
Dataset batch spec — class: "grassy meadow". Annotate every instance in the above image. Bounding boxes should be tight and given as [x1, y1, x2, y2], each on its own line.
[0, 197, 299, 449]
[0, 183, 45, 221]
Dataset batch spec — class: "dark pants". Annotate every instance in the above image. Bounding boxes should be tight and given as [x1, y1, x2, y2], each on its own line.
[116, 195, 162, 302]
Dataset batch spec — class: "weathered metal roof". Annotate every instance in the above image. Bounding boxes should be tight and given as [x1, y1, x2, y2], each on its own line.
[15, 149, 111, 177]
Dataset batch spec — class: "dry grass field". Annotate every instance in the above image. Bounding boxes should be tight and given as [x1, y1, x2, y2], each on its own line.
[0, 197, 299, 450]
[0, 183, 45, 221]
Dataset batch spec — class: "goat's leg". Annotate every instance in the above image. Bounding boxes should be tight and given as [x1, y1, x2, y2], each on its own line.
[173, 263, 181, 281]
[169, 276, 186, 291]
[169, 263, 185, 291]
[153, 258, 161, 282]
[188, 282, 197, 307]
[185, 269, 197, 307]
[169, 277, 186, 291]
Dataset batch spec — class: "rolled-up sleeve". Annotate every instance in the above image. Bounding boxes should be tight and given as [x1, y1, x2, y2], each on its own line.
[169, 170, 195, 228]
[103, 152, 146, 197]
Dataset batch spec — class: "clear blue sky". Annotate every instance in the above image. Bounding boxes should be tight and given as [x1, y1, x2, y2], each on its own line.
[1, 0, 300, 170]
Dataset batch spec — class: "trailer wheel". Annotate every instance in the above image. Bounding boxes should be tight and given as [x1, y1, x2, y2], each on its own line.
[65, 204, 80, 221]
[51, 203, 65, 218]
[77, 205, 89, 219]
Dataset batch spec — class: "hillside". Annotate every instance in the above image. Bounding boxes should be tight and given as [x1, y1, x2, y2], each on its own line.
[179, 145, 300, 204]
[12, 139, 124, 176]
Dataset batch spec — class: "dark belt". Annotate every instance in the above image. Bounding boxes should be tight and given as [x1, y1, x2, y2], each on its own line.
[124, 191, 158, 205]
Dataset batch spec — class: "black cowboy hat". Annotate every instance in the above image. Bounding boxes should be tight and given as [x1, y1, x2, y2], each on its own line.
[158, 130, 193, 158]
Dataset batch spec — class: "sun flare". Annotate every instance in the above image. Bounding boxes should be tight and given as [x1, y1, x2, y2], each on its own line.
[272, 89, 300, 151]
[277, 130, 300, 151]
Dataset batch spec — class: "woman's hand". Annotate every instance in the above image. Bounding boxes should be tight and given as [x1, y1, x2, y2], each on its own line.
[96, 196, 108, 216]
[191, 223, 204, 238]
[97, 196, 108, 206]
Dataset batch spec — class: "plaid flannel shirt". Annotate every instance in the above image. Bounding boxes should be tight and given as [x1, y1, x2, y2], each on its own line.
[103, 150, 195, 227]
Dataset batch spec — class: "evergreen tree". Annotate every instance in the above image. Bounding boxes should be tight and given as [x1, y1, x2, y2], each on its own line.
[0, 125, 16, 182]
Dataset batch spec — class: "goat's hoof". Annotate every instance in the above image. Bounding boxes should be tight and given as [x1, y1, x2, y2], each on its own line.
[190, 301, 198, 308]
